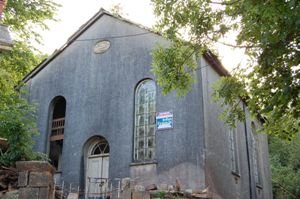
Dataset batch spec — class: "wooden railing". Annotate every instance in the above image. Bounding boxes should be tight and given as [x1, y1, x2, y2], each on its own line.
[50, 117, 65, 141]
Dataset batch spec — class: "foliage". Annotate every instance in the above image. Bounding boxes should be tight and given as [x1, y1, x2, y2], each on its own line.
[0, 42, 46, 82]
[152, 191, 166, 198]
[0, 0, 58, 165]
[269, 136, 300, 198]
[3, 0, 60, 43]
[151, 42, 197, 96]
[0, 47, 47, 166]
[151, 0, 300, 139]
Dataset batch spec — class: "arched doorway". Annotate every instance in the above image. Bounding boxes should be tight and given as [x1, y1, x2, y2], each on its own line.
[48, 96, 66, 182]
[86, 137, 110, 199]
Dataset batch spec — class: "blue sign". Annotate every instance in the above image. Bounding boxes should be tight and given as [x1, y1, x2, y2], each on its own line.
[156, 111, 173, 130]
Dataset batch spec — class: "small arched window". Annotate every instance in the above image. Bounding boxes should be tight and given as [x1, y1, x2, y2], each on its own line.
[134, 79, 156, 161]
[90, 139, 110, 156]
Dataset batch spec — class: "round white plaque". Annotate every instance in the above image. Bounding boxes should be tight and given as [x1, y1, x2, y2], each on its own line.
[93, 40, 110, 54]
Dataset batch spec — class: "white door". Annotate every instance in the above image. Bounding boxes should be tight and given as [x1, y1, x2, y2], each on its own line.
[86, 139, 109, 199]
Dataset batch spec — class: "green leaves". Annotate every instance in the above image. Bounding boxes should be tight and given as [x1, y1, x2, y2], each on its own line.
[212, 76, 246, 128]
[3, 0, 60, 43]
[0, 42, 44, 83]
[151, 42, 197, 96]
[0, 44, 47, 165]
[151, 0, 300, 139]
[0, 0, 58, 165]
[270, 136, 300, 198]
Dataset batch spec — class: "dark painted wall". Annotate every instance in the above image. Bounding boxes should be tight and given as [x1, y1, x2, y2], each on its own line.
[27, 13, 272, 198]
[28, 14, 206, 192]
[200, 58, 272, 198]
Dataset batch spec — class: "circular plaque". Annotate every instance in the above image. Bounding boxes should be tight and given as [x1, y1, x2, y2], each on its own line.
[93, 40, 110, 54]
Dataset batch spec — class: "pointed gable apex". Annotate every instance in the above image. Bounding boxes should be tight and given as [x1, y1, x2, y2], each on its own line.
[23, 8, 230, 83]
[22, 8, 160, 83]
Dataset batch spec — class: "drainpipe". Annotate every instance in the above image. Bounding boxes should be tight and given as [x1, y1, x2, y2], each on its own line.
[243, 103, 253, 199]
[0, 0, 13, 52]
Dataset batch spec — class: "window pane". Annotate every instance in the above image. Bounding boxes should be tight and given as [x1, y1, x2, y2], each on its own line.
[138, 139, 144, 148]
[148, 114, 155, 124]
[92, 146, 101, 155]
[147, 137, 154, 148]
[136, 104, 144, 114]
[138, 149, 145, 160]
[134, 80, 156, 161]
[137, 126, 145, 137]
[137, 115, 148, 126]
[148, 126, 155, 136]
[146, 148, 155, 160]
[148, 102, 155, 113]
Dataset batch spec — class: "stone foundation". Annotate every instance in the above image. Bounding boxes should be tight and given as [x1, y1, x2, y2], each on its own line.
[16, 161, 55, 199]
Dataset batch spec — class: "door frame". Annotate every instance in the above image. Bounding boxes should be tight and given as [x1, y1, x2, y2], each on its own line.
[84, 136, 110, 198]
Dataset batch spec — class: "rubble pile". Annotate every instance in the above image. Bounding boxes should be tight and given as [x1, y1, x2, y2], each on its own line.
[149, 189, 211, 199]
[120, 177, 212, 199]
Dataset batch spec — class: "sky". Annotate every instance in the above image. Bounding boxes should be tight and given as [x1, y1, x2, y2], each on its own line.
[36, 0, 247, 71]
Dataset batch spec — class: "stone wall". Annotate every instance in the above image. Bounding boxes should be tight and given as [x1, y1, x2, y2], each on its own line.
[16, 161, 55, 199]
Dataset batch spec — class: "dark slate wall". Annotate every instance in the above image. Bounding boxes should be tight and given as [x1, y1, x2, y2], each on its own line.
[200, 58, 272, 199]
[28, 14, 206, 191]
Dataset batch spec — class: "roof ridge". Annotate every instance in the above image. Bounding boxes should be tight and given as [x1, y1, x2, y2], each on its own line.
[22, 7, 229, 83]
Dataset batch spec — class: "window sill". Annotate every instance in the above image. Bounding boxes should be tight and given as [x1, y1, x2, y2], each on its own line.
[130, 160, 158, 166]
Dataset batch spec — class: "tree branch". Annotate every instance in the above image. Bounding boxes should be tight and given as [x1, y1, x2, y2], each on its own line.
[206, 34, 257, 48]
[208, 0, 240, 6]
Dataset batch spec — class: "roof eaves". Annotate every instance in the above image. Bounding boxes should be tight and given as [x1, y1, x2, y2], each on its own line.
[203, 50, 230, 77]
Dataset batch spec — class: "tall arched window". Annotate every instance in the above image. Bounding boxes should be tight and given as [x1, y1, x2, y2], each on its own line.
[49, 96, 66, 171]
[134, 79, 156, 161]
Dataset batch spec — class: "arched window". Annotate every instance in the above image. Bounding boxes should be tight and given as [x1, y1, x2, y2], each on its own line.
[134, 79, 156, 161]
[90, 139, 110, 156]
[49, 96, 66, 171]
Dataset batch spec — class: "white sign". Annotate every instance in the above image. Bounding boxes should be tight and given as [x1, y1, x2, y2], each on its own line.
[156, 111, 173, 130]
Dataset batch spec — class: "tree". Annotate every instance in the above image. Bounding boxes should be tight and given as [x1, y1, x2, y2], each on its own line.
[269, 136, 300, 198]
[4, 0, 59, 43]
[151, 0, 300, 139]
[0, 0, 59, 166]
